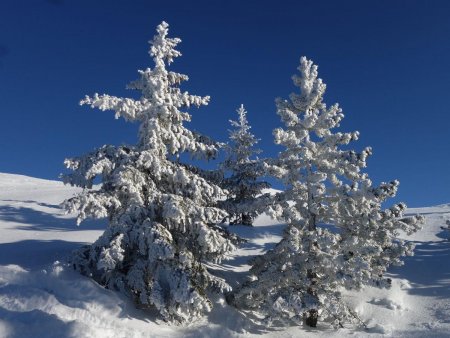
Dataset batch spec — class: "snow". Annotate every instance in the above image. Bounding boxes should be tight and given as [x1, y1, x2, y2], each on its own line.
[0, 173, 449, 337]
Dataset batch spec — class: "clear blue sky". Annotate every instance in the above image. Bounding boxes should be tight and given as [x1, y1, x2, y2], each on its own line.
[1, 0, 449, 207]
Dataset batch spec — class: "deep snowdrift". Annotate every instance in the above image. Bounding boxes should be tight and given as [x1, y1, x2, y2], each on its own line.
[0, 173, 449, 337]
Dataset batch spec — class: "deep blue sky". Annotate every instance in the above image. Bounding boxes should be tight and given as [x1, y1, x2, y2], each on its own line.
[1, 0, 449, 207]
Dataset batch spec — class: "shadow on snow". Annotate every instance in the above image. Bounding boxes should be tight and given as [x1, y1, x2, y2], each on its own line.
[389, 236, 450, 300]
[0, 203, 105, 232]
[0, 308, 79, 338]
[0, 239, 88, 269]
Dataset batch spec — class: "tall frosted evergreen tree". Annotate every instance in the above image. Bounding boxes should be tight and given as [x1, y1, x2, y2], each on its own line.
[62, 22, 239, 323]
[230, 57, 424, 327]
[220, 104, 270, 225]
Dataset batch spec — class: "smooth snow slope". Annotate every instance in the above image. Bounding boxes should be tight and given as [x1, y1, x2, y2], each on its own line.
[0, 173, 449, 338]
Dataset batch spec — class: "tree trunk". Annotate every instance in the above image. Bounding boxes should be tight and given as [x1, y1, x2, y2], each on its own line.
[242, 213, 253, 226]
[305, 268, 318, 327]
[305, 308, 318, 327]
[305, 164, 318, 327]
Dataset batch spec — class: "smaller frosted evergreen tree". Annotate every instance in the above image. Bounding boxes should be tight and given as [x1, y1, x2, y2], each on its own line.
[62, 22, 239, 323]
[230, 57, 424, 328]
[220, 104, 270, 225]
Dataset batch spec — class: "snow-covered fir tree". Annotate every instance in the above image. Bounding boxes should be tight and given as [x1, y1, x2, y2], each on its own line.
[230, 57, 424, 328]
[220, 104, 270, 225]
[62, 21, 239, 323]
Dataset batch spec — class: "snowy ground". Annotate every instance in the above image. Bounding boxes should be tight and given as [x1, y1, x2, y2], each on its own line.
[0, 173, 449, 338]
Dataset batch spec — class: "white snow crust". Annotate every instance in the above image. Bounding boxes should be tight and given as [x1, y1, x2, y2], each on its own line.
[0, 173, 449, 337]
